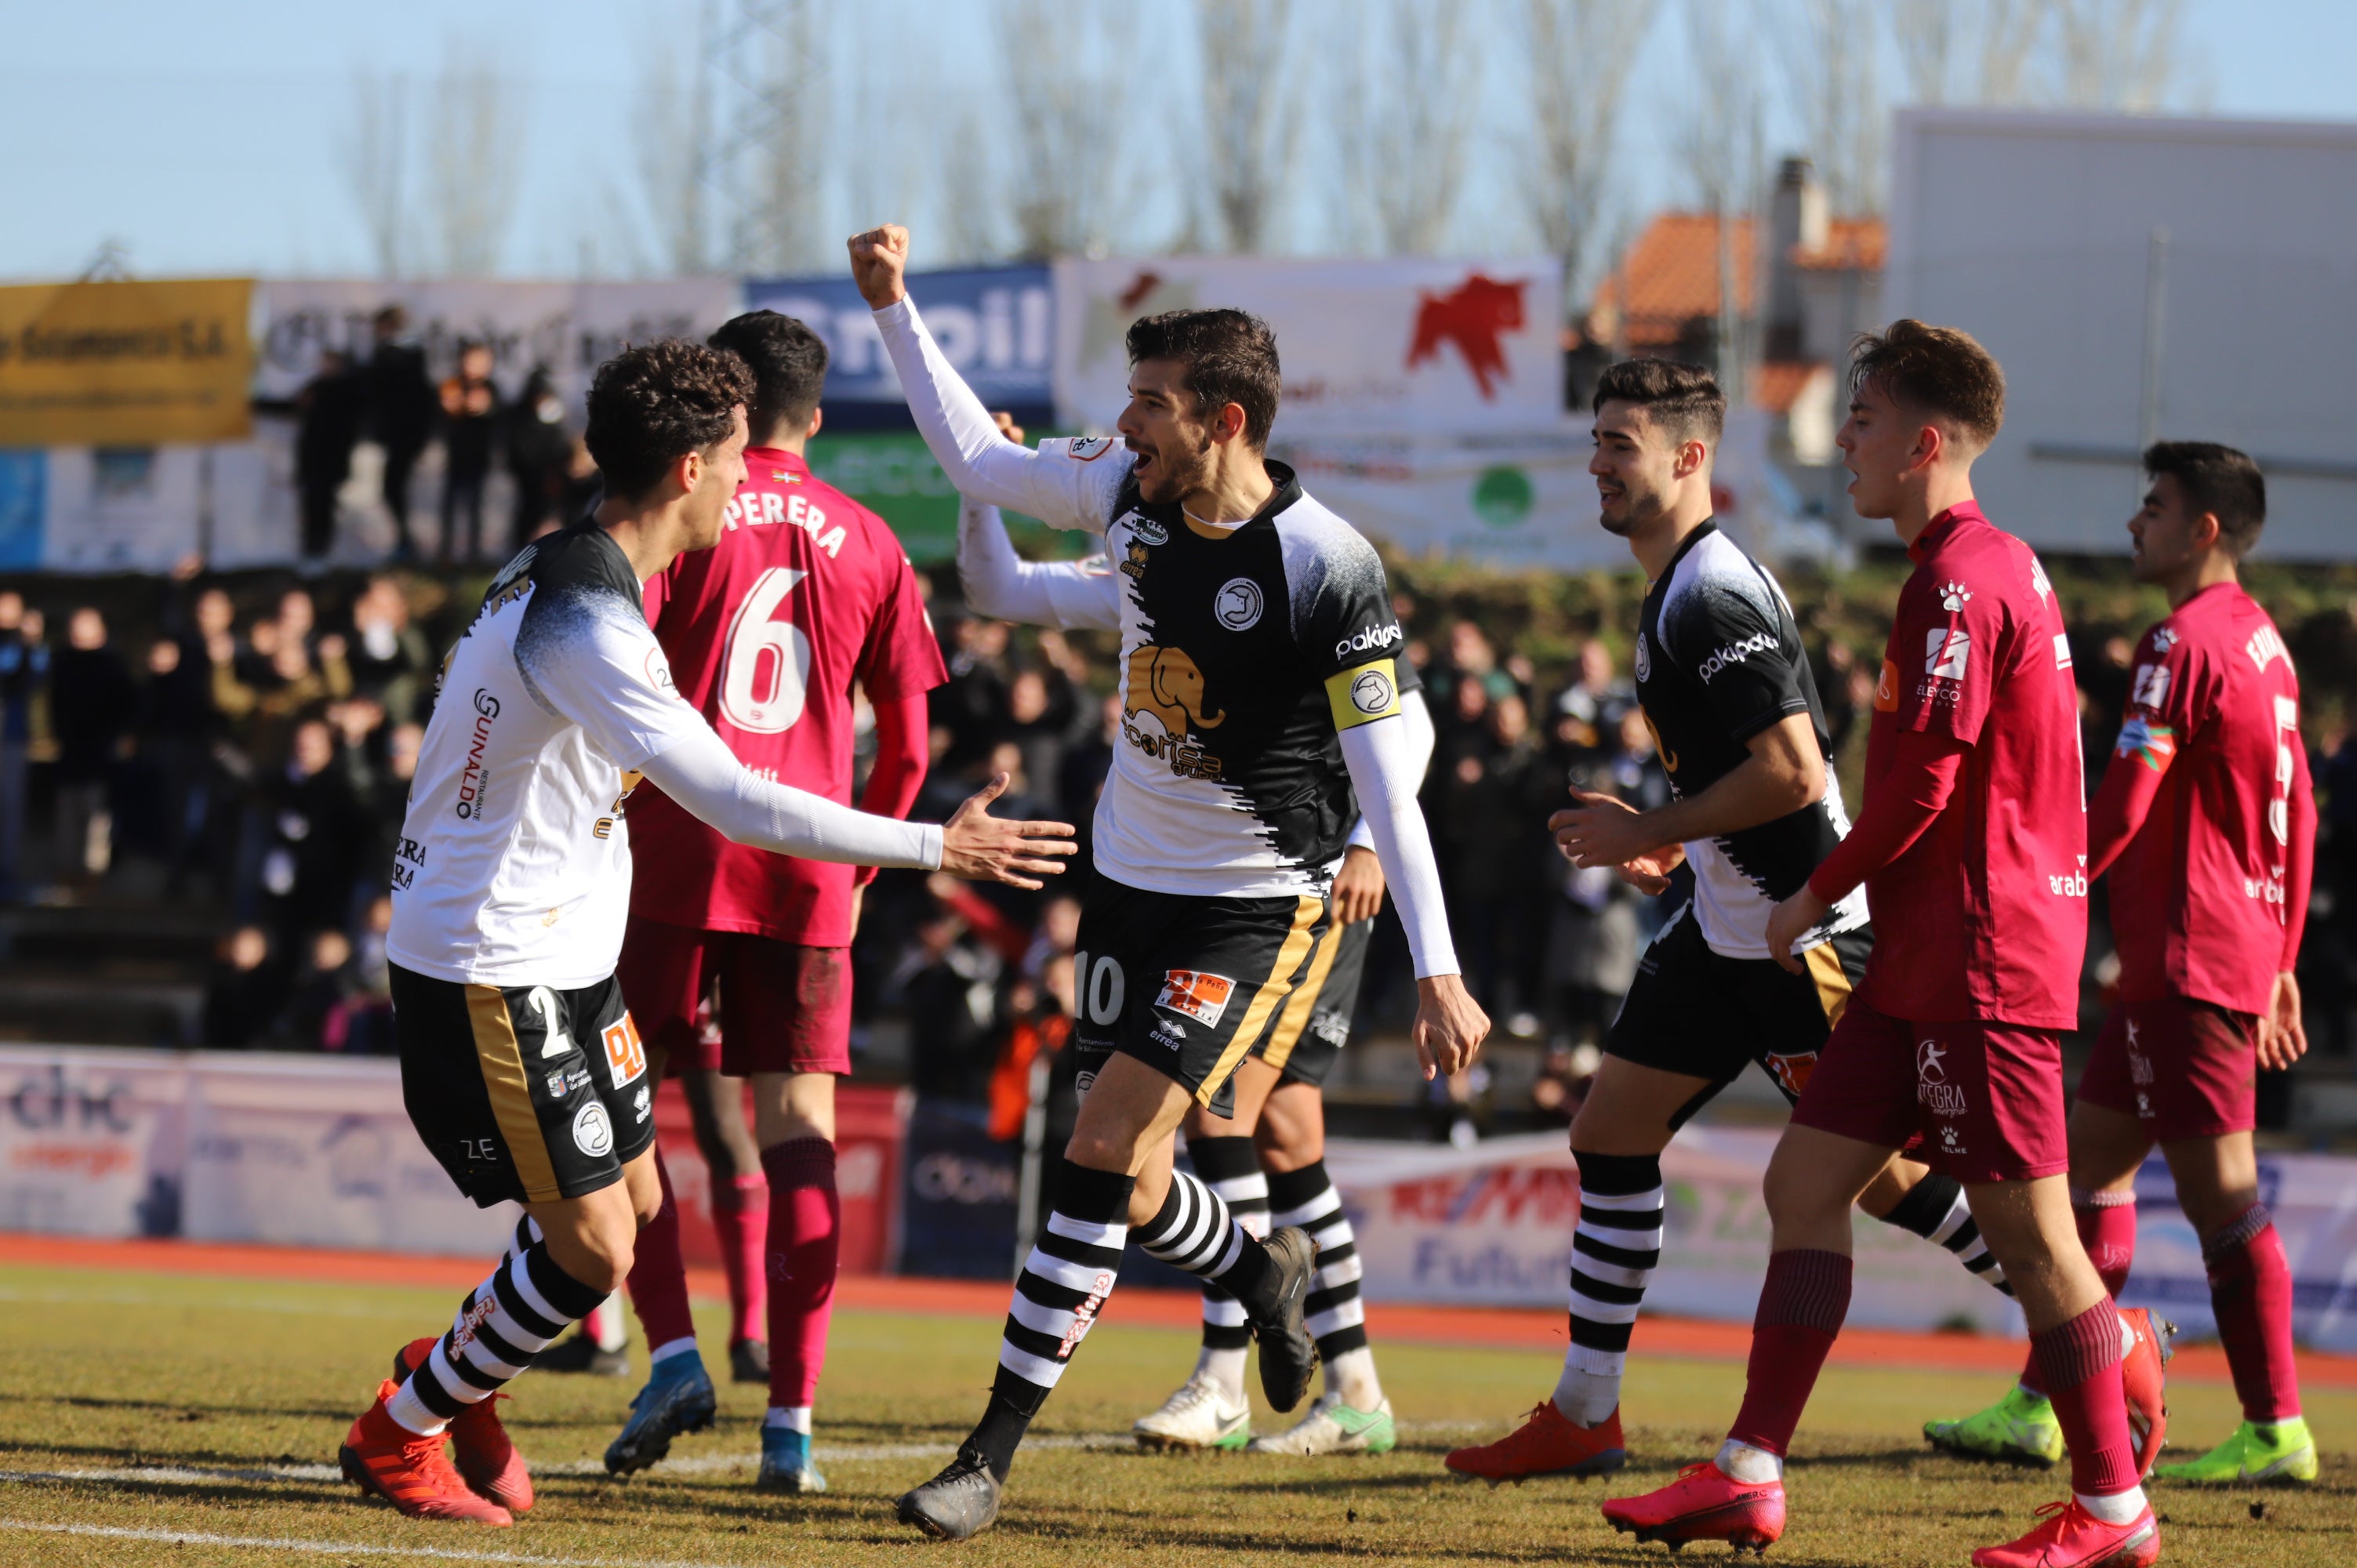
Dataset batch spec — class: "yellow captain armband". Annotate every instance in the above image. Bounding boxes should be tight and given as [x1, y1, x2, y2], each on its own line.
[1326, 659, 1403, 731]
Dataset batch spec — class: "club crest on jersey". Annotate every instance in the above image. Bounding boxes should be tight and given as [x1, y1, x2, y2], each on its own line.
[1157, 969, 1236, 1027]
[1938, 581, 1973, 612]
[1069, 436, 1116, 462]
[1215, 577, 1264, 630]
[1634, 630, 1651, 683]
[572, 1100, 615, 1158]
[1349, 666, 1396, 715]
[1128, 514, 1170, 545]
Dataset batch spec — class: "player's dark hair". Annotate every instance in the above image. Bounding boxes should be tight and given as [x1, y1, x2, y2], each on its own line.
[708, 310, 830, 434]
[583, 339, 754, 500]
[1591, 358, 1726, 447]
[1849, 319, 2005, 452]
[1125, 308, 1281, 448]
[2145, 441, 2267, 560]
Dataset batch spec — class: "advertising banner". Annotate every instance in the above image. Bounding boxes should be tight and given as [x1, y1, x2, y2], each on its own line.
[746, 267, 1054, 411]
[0, 1048, 187, 1239]
[1273, 432, 1624, 571]
[897, 1098, 1021, 1280]
[0, 279, 254, 447]
[1053, 256, 1565, 439]
[252, 278, 742, 412]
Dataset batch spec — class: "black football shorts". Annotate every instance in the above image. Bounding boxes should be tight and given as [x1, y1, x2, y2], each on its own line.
[390, 964, 659, 1208]
[1251, 909, 1370, 1090]
[1071, 878, 1332, 1119]
[1603, 902, 1874, 1131]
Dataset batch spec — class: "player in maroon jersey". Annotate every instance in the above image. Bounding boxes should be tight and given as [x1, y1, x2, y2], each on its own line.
[598, 310, 949, 1493]
[1929, 441, 2317, 1486]
[1601, 322, 2166, 1568]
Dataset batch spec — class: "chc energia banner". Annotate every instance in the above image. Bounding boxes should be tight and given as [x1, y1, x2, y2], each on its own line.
[1052, 256, 1566, 440]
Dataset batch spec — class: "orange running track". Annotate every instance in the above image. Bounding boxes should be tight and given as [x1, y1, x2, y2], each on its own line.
[8, 1232, 2352, 1391]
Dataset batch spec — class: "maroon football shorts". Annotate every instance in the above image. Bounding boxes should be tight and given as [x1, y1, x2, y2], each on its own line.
[1790, 994, 2069, 1183]
[2075, 995, 2260, 1142]
[616, 917, 852, 1078]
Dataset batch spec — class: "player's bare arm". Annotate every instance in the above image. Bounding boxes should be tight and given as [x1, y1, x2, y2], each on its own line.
[1552, 712, 1824, 869]
[937, 773, 1077, 890]
[1330, 846, 1386, 925]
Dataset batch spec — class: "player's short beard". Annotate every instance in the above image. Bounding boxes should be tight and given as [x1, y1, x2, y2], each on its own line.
[1138, 427, 1217, 506]
[1598, 507, 1636, 539]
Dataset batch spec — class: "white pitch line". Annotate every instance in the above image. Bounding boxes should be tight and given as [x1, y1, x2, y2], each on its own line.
[0, 1519, 754, 1568]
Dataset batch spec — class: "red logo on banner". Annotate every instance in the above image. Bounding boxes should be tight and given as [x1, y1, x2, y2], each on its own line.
[1407, 274, 1527, 398]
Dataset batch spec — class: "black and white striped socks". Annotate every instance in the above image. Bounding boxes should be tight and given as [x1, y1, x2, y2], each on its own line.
[1877, 1171, 2014, 1296]
[1135, 1167, 1281, 1315]
[1187, 1138, 1267, 1398]
[384, 1215, 609, 1436]
[968, 1160, 1135, 1481]
[1267, 1160, 1380, 1409]
[1554, 1150, 1663, 1426]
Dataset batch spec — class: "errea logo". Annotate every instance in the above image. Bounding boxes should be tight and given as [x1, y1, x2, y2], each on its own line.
[1335, 622, 1403, 659]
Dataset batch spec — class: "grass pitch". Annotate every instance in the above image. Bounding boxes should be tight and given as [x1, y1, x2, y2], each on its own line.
[2, 1261, 2352, 1566]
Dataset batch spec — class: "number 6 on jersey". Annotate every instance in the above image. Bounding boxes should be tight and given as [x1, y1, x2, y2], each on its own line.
[719, 567, 811, 734]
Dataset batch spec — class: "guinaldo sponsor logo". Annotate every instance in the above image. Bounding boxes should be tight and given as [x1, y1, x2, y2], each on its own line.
[454, 689, 500, 819]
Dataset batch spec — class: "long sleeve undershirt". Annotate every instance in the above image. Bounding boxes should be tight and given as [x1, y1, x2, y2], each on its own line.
[1807, 729, 1969, 906]
[1339, 710, 1457, 978]
[639, 724, 942, 871]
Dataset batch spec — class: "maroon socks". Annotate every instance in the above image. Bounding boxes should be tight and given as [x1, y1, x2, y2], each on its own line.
[1728, 1248, 1854, 1458]
[761, 1136, 841, 1411]
[626, 1146, 699, 1353]
[2205, 1203, 2302, 1423]
[711, 1171, 770, 1348]
[2032, 1298, 2141, 1498]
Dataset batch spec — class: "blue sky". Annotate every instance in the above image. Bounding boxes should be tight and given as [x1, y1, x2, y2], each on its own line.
[4, 0, 2354, 283]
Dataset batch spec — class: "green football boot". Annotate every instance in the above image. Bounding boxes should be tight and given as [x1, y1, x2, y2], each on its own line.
[1923, 1385, 2065, 1466]
[2153, 1417, 2318, 1485]
[1248, 1392, 1398, 1456]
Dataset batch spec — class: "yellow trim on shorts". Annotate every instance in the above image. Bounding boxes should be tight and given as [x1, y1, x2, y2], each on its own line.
[1803, 942, 1854, 1032]
[1196, 896, 1324, 1107]
[466, 985, 561, 1203]
[1258, 913, 1345, 1073]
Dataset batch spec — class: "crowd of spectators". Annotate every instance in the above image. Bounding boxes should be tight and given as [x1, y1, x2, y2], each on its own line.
[1, 568, 2352, 1141]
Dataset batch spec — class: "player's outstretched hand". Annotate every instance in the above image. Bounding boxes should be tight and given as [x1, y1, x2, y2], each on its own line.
[1331, 844, 1386, 925]
[939, 772, 1076, 890]
[1763, 885, 1832, 976]
[848, 224, 911, 310]
[1412, 973, 1489, 1080]
[1614, 838, 1685, 895]
[1550, 788, 1672, 872]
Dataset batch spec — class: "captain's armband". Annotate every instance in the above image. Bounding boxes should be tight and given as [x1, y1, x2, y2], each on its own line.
[1326, 659, 1403, 731]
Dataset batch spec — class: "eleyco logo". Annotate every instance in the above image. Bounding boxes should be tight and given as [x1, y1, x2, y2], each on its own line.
[1697, 633, 1776, 684]
[1334, 622, 1403, 660]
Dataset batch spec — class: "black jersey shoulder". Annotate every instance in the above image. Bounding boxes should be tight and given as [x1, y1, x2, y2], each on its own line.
[495, 525, 650, 713]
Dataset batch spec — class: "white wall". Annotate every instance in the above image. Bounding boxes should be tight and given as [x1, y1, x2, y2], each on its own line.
[1887, 110, 2357, 560]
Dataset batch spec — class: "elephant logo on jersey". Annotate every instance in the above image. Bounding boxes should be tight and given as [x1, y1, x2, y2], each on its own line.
[1124, 645, 1226, 779]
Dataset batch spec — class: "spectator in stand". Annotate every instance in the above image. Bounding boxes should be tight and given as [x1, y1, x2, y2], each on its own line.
[0, 594, 48, 900]
[295, 348, 366, 561]
[274, 928, 356, 1051]
[212, 601, 353, 772]
[242, 715, 367, 948]
[437, 339, 501, 563]
[936, 616, 1013, 771]
[202, 924, 286, 1049]
[503, 365, 572, 552]
[1056, 693, 1120, 880]
[363, 307, 437, 560]
[559, 432, 602, 528]
[1450, 692, 1558, 1034]
[1810, 637, 1868, 760]
[343, 894, 398, 1054]
[898, 901, 1007, 1107]
[51, 607, 138, 885]
[1549, 637, 1634, 763]
[345, 575, 433, 724]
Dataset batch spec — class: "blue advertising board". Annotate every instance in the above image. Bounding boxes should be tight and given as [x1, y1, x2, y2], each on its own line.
[743, 266, 1052, 409]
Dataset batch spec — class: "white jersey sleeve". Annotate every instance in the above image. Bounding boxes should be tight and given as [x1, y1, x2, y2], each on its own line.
[874, 296, 1133, 534]
[957, 494, 1124, 632]
[513, 590, 706, 769]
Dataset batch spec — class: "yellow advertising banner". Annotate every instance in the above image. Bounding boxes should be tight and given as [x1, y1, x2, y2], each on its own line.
[0, 278, 254, 446]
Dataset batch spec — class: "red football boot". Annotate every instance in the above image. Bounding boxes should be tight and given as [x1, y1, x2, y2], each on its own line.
[1970, 1498, 2160, 1568]
[1445, 1402, 1628, 1482]
[1602, 1460, 1785, 1554]
[2115, 1308, 2174, 1480]
[340, 1379, 514, 1525]
[394, 1338, 535, 1513]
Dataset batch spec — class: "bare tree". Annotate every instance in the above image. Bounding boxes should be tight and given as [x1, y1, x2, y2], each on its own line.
[2051, 0, 2184, 111]
[1194, 0, 1298, 252]
[339, 71, 412, 276]
[1890, 0, 2051, 106]
[935, 98, 1004, 263]
[707, 0, 830, 274]
[1777, 0, 1883, 213]
[1520, 0, 1656, 292]
[629, 19, 712, 275]
[421, 45, 525, 276]
[1335, 0, 1481, 255]
[1675, 0, 1760, 212]
[997, 0, 1128, 258]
